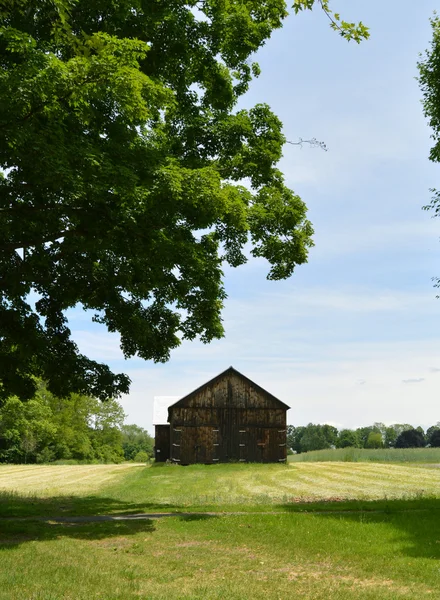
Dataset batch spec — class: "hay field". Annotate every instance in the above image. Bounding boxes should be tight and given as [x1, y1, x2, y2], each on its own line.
[2, 462, 440, 506]
[133, 462, 440, 506]
[0, 463, 139, 496]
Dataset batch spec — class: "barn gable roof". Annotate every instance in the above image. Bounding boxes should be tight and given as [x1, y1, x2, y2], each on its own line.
[167, 366, 290, 416]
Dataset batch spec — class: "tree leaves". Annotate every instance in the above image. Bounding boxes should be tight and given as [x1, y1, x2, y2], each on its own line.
[0, 0, 365, 400]
[293, 0, 369, 43]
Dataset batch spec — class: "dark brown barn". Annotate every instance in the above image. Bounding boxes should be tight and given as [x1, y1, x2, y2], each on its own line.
[154, 367, 289, 465]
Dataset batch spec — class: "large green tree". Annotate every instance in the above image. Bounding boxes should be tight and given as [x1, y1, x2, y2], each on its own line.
[0, 0, 367, 402]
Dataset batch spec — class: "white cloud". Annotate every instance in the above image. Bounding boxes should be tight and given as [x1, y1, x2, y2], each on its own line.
[119, 338, 440, 434]
[72, 330, 125, 361]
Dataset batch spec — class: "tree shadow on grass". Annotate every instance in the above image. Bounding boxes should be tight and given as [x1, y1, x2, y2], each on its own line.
[279, 496, 440, 560]
[0, 518, 156, 550]
[0, 493, 218, 551]
[0, 490, 183, 519]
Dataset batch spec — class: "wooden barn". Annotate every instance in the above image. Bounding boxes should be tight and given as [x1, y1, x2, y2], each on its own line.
[154, 367, 289, 465]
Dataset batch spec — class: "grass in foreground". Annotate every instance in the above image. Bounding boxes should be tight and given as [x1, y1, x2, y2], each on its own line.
[1, 503, 440, 599]
[1, 463, 440, 599]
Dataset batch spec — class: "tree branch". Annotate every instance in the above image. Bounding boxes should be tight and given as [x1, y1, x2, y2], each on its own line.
[286, 137, 328, 151]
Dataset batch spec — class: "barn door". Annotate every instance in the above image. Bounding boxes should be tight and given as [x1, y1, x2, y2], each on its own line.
[256, 428, 269, 462]
[171, 427, 182, 464]
[238, 428, 247, 462]
[195, 427, 214, 463]
[277, 428, 287, 462]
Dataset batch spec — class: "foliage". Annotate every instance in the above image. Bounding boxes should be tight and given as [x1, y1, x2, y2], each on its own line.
[419, 15, 440, 290]
[0, 0, 368, 402]
[429, 429, 440, 447]
[293, 0, 369, 43]
[365, 431, 383, 449]
[355, 426, 379, 448]
[133, 450, 150, 463]
[121, 424, 154, 461]
[336, 429, 359, 448]
[0, 0, 303, 401]
[286, 423, 337, 453]
[0, 383, 126, 463]
[289, 423, 432, 453]
[395, 429, 426, 449]
[426, 423, 440, 445]
[0, 395, 56, 463]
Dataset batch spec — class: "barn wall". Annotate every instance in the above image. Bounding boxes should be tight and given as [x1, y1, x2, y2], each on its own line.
[154, 425, 170, 462]
[177, 372, 284, 410]
[169, 423, 287, 464]
[168, 369, 288, 464]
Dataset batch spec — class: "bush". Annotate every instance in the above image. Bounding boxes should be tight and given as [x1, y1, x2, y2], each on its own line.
[36, 447, 55, 464]
[134, 451, 150, 463]
[429, 429, 440, 447]
[395, 429, 425, 449]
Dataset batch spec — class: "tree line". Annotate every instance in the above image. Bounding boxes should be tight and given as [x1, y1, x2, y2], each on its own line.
[287, 423, 440, 454]
[0, 382, 153, 464]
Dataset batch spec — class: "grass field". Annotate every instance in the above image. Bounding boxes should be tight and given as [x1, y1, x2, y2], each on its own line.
[1, 462, 440, 599]
[289, 447, 440, 462]
[2, 461, 440, 515]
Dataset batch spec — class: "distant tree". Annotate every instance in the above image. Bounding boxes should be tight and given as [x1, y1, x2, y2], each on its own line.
[372, 422, 387, 440]
[121, 424, 154, 461]
[0, 395, 56, 463]
[356, 426, 375, 448]
[429, 429, 440, 447]
[385, 427, 397, 448]
[0, 382, 127, 463]
[427, 423, 440, 446]
[300, 429, 328, 452]
[134, 451, 150, 463]
[286, 426, 306, 454]
[395, 429, 426, 449]
[321, 424, 338, 447]
[337, 429, 359, 448]
[366, 431, 383, 449]
[299, 423, 336, 452]
[416, 426, 426, 445]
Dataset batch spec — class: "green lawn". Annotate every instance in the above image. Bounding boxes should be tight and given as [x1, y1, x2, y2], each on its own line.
[1, 462, 440, 599]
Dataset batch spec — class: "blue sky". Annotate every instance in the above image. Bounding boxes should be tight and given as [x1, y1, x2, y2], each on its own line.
[70, 0, 440, 434]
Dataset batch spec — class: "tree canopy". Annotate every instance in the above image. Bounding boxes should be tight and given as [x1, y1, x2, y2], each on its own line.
[0, 382, 129, 463]
[0, 0, 367, 402]
[287, 422, 434, 453]
[394, 428, 426, 449]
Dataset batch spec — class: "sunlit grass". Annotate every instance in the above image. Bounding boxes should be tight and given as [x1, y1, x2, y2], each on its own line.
[2, 462, 440, 516]
[0, 463, 139, 496]
[289, 447, 440, 462]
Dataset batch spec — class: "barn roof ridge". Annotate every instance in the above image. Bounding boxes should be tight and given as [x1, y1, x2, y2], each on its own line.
[167, 366, 290, 416]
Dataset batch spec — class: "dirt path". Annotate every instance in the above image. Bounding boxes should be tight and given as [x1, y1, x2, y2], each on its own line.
[0, 507, 434, 523]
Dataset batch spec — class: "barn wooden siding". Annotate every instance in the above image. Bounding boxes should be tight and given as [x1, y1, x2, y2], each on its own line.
[154, 425, 170, 462]
[167, 368, 289, 465]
